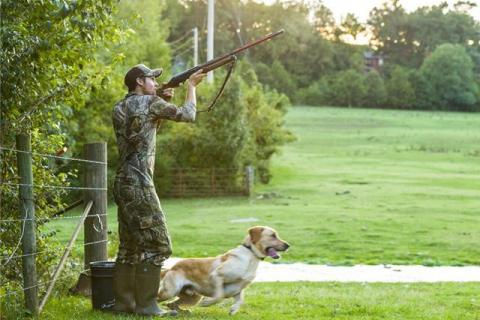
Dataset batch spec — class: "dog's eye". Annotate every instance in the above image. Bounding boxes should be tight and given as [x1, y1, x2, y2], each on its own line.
[272, 234, 277, 239]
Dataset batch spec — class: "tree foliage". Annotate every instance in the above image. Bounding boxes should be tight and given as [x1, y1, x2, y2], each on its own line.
[1, 0, 122, 309]
[385, 65, 415, 109]
[419, 43, 478, 111]
[364, 70, 387, 108]
[368, 0, 480, 68]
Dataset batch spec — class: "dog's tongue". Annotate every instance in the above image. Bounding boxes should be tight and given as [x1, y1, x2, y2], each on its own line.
[267, 248, 279, 259]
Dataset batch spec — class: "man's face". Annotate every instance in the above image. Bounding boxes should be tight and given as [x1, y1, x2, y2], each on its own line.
[137, 76, 158, 95]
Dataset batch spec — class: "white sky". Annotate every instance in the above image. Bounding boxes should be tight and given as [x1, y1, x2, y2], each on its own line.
[258, 0, 479, 44]
[320, 0, 480, 23]
[259, 0, 479, 22]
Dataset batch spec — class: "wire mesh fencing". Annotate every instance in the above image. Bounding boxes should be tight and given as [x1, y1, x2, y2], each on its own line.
[0, 140, 109, 317]
[156, 166, 254, 198]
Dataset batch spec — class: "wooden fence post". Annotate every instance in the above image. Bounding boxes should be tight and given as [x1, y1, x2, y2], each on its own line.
[16, 134, 39, 316]
[245, 166, 254, 196]
[83, 143, 108, 269]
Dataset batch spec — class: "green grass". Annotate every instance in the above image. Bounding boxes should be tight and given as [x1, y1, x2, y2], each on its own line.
[14, 106, 480, 319]
[23, 282, 477, 319]
[47, 106, 480, 266]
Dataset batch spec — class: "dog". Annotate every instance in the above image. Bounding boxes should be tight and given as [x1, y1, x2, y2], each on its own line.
[157, 226, 289, 315]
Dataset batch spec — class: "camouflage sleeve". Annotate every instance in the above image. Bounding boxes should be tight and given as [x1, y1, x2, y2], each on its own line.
[148, 96, 196, 122]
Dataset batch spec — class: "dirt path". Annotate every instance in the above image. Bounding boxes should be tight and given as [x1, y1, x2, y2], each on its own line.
[164, 258, 480, 282]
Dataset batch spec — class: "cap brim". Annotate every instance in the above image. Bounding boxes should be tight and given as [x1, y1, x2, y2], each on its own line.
[150, 68, 163, 77]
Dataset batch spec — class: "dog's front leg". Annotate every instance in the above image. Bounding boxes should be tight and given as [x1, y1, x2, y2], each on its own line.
[229, 290, 244, 315]
[199, 273, 224, 307]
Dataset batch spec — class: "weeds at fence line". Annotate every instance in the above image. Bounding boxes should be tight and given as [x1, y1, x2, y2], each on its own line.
[0, 144, 110, 317]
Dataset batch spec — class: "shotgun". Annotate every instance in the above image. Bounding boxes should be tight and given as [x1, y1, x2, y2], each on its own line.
[159, 29, 284, 91]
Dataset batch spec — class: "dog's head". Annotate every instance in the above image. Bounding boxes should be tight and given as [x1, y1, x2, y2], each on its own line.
[244, 226, 289, 260]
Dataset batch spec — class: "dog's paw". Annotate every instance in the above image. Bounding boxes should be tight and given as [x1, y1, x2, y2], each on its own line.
[229, 306, 240, 315]
[199, 297, 220, 307]
[166, 302, 191, 314]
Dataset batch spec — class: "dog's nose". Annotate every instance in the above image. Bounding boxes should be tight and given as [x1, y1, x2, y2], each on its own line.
[284, 243, 290, 249]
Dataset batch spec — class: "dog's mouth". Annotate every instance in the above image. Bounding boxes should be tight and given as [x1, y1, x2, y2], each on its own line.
[266, 247, 280, 259]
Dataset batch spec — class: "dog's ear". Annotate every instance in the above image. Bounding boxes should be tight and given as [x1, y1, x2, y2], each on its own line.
[248, 226, 264, 244]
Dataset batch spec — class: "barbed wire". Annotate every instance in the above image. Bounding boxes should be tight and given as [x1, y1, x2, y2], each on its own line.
[0, 240, 110, 264]
[2, 202, 29, 267]
[0, 147, 106, 165]
[0, 266, 92, 298]
[0, 182, 107, 191]
[0, 213, 109, 224]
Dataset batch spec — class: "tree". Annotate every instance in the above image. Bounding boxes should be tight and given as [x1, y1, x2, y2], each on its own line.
[295, 78, 330, 106]
[368, 0, 410, 64]
[420, 43, 478, 111]
[70, 0, 172, 195]
[364, 71, 387, 108]
[329, 69, 367, 107]
[339, 13, 366, 41]
[368, 0, 480, 68]
[0, 0, 121, 311]
[385, 65, 415, 109]
[255, 60, 297, 98]
[154, 63, 294, 187]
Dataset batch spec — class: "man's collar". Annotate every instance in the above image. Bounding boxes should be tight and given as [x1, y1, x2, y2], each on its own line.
[125, 92, 138, 98]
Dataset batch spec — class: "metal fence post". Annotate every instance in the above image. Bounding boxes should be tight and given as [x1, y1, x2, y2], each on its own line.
[15, 134, 39, 316]
[83, 142, 108, 270]
[245, 166, 254, 196]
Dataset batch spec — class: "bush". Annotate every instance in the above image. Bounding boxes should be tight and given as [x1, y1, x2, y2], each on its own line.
[154, 62, 295, 190]
[328, 69, 367, 107]
[419, 43, 478, 111]
[386, 65, 415, 109]
[364, 70, 387, 108]
[294, 78, 330, 106]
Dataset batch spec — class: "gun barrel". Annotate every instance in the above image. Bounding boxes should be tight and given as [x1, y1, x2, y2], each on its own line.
[162, 29, 284, 90]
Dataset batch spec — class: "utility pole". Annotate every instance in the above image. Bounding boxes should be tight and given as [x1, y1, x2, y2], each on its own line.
[193, 27, 198, 66]
[207, 0, 214, 83]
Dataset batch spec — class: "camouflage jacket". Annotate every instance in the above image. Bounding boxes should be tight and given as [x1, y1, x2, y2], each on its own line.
[112, 93, 196, 187]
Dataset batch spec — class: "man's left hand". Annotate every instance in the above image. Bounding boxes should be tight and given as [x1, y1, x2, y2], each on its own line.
[158, 87, 175, 101]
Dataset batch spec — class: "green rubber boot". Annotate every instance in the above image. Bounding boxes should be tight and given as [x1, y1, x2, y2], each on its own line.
[135, 261, 176, 317]
[112, 262, 136, 313]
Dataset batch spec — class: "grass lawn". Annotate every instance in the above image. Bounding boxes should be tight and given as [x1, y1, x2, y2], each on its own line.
[6, 106, 479, 319]
[47, 106, 480, 266]
[21, 282, 477, 319]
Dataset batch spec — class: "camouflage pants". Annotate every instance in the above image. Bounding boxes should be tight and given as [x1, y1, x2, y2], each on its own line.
[113, 179, 172, 266]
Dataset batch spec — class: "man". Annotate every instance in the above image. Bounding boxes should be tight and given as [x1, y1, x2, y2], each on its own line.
[111, 64, 205, 316]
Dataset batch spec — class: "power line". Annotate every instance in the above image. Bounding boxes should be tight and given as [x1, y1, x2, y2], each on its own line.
[168, 29, 193, 46]
[171, 37, 193, 54]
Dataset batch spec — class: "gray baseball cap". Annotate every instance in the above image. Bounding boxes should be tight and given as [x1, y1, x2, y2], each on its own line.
[124, 64, 163, 88]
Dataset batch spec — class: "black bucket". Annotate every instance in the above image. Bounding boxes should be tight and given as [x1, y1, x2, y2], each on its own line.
[90, 261, 115, 310]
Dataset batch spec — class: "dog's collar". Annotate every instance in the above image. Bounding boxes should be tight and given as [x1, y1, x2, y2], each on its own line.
[242, 243, 265, 260]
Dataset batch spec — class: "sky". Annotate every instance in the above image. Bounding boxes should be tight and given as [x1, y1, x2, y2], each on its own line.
[259, 0, 479, 44]
[320, 0, 480, 23]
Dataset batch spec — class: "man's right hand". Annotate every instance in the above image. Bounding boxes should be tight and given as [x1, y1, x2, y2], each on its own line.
[188, 69, 207, 87]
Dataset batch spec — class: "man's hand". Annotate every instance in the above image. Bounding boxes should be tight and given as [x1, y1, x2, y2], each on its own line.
[188, 69, 207, 87]
[158, 87, 174, 102]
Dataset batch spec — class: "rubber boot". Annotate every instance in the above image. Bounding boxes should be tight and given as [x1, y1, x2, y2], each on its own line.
[111, 262, 136, 313]
[135, 261, 176, 316]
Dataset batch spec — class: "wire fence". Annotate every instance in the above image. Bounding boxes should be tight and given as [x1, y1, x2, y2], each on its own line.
[157, 166, 254, 198]
[0, 142, 110, 317]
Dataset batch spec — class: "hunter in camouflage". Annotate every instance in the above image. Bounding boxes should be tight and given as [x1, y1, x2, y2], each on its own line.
[111, 64, 205, 316]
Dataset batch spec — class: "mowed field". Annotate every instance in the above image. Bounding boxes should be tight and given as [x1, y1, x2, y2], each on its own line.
[49, 106, 480, 266]
[31, 106, 480, 319]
